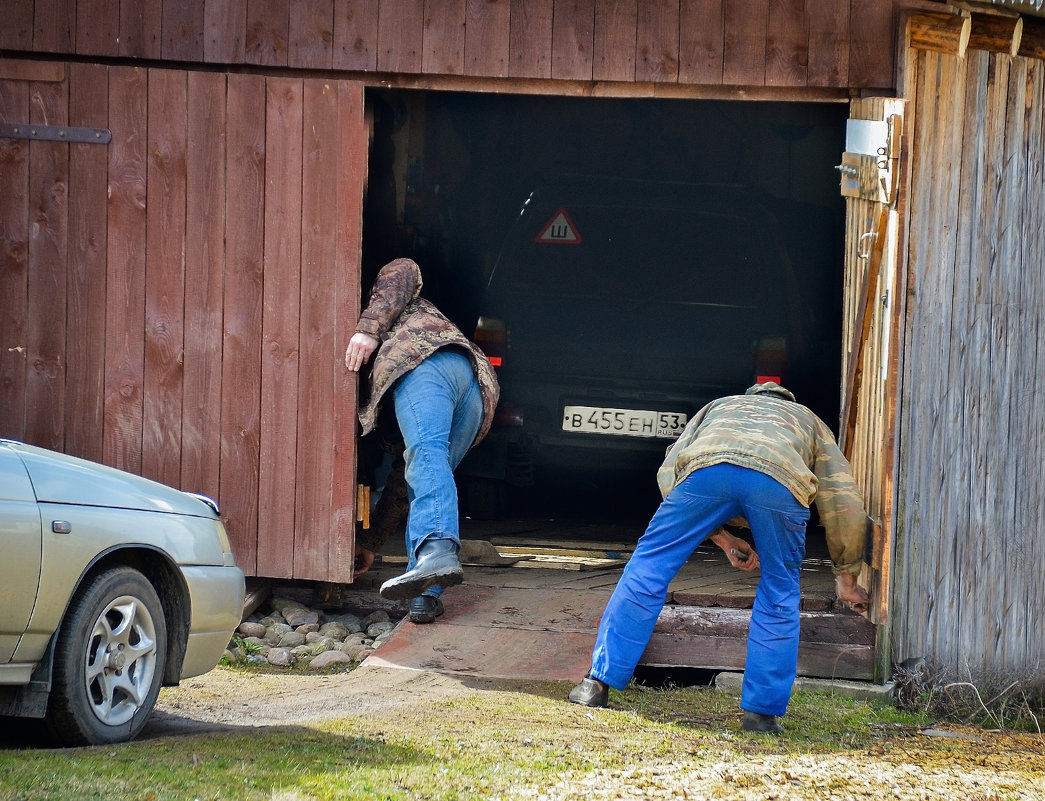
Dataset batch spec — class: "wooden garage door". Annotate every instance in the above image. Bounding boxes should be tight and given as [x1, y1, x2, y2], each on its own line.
[0, 58, 367, 583]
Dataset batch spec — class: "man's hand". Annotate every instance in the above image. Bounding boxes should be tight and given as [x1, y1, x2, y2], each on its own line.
[836, 572, 869, 613]
[709, 528, 760, 572]
[345, 332, 380, 372]
[354, 546, 376, 576]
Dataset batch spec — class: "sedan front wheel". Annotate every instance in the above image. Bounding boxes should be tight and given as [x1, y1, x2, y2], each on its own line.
[44, 566, 168, 746]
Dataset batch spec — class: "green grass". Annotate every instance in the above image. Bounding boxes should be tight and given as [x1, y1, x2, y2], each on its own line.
[3, 673, 1040, 801]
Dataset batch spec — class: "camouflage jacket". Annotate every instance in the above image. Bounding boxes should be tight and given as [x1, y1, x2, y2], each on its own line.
[353, 258, 499, 555]
[355, 257, 500, 445]
[656, 392, 867, 575]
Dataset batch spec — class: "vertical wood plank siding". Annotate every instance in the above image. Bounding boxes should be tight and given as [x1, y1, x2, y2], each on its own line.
[143, 68, 188, 489]
[466, 0, 510, 77]
[0, 80, 31, 440]
[423, 0, 466, 75]
[25, 77, 68, 452]
[290, 0, 336, 69]
[104, 66, 148, 474]
[896, 47, 1045, 675]
[594, 0, 636, 83]
[258, 77, 304, 578]
[1, 0, 943, 90]
[509, 0, 553, 78]
[552, 0, 596, 81]
[0, 64, 365, 582]
[295, 79, 342, 579]
[678, 0, 724, 85]
[637, 0, 679, 84]
[204, 0, 247, 63]
[66, 63, 108, 464]
[182, 70, 226, 500]
[221, 72, 266, 576]
[118, 1, 162, 59]
[333, 0, 380, 72]
[246, 0, 290, 67]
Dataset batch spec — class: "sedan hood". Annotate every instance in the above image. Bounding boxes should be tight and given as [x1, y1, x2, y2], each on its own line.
[3, 440, 217, 517]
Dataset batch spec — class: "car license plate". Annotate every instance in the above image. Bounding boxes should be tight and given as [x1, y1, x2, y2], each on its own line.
[562, 405, 688, 439]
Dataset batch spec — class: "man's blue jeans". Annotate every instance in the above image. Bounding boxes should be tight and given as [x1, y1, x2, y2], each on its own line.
[588, 463, 808, 716]
[392, 349, 482, 598]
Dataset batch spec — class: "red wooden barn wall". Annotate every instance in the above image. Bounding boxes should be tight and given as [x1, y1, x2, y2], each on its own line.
[0, 60, 366, 582]
[0, 0, 946, 92]
[1, 0, 947, 585]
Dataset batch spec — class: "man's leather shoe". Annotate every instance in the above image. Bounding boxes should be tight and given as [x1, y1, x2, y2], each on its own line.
[568, 677, 608, 707]
[380, 540, 463, 601]
[409, 595, 444, 624]
[742, 711, 784, 734]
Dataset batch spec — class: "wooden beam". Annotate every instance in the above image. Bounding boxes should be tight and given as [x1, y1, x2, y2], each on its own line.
[363, 71, 849, 101]
[840, 204, 890, 460]
[907, 11, 971, 57]
[968, 12, 1023, 56]
[643, 606, 876, 680]
[1018, 17, 1045, 60]
[651, 606, 874, 644]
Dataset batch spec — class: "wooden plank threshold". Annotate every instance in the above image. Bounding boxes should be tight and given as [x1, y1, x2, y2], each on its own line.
[643, 605, 875, 681]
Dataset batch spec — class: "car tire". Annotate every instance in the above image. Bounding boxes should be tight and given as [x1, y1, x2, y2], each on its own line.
[43, 566, 168, 746]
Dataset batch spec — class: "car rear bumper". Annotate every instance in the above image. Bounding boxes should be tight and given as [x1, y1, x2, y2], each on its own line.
[180, 565, 245, 679]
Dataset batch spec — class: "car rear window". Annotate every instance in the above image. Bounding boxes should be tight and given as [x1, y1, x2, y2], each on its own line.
[494, 202, 768, 309]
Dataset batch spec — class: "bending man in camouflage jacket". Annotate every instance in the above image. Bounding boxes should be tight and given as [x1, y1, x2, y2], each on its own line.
[569, 382, 869, 734]
[345, 257, 499, 623]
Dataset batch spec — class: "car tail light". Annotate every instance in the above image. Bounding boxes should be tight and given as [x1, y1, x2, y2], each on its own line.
[494, 403, 525, 427]
[754, 336, 787, 385]
[474, 316, 506, 367]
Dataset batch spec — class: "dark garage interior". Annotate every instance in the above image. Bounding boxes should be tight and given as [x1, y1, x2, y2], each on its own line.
[360, 89, 849, 544]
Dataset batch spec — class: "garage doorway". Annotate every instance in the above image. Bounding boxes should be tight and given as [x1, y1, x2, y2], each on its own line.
[360, 89, 849, 545]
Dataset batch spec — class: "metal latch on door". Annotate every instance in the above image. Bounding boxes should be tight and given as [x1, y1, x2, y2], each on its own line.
[836, 115, 901, 205]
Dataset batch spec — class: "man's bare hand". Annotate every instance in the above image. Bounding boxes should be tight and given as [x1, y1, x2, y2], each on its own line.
[354, 546, 376, 576]
[345, 332, 380, 372]
[709, 528, 760, 572]
[836, 572, 869, 613]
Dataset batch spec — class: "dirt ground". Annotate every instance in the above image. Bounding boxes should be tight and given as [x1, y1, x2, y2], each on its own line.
[145, 662, 468, 737]
[144, 664, 1045, 801]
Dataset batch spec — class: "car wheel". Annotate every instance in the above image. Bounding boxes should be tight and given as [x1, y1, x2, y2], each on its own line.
[43, 566, 167, 746]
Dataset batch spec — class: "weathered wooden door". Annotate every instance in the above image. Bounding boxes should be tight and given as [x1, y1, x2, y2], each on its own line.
[0, 57, 367, 583]
[838, 97, 905, 680]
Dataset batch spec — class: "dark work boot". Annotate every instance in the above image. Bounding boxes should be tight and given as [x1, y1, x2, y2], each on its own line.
[742, 710, 784, 734]
[380, 539, 463, 601]
[568, 676, 609, 708]
[409, 595, 445, 624]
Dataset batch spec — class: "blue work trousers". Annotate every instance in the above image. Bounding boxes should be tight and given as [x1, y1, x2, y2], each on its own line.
[392, 349, 483, 598]
[588, 462, 808, 716]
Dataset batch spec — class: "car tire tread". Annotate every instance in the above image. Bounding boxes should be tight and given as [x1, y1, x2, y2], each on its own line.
[43, 566, 167, 747]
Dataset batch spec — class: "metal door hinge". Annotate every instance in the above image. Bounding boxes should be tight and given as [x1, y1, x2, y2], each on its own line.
[0, 122, 111, 144]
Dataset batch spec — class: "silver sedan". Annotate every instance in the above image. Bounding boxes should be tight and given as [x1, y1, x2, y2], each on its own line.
[0, 439, 245, 746]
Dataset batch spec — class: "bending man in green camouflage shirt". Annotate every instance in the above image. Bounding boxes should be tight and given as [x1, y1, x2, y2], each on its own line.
[569, 382, 870, 734]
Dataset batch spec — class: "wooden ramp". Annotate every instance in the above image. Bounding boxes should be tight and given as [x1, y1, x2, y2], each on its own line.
[362, 584, 610, 681]
[357, 542, 876, 682]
